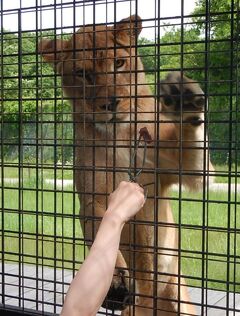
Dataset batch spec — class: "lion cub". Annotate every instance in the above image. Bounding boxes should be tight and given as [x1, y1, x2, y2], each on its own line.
[39, 15, 213, 315]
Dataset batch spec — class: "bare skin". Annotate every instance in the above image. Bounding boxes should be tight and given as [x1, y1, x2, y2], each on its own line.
[60, 181, 145, 316]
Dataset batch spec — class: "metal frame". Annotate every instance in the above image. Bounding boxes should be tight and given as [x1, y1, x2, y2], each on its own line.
[0, 0, 239, 315]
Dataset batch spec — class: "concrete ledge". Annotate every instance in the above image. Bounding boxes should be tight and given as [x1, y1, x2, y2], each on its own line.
[1, 263, 239, 315]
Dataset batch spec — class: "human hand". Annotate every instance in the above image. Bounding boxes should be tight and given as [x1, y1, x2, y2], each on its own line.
[106, 181, 145, 224]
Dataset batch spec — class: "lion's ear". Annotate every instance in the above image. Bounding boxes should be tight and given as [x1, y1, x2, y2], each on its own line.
[38, 39, 68, 63]
[116, 15, 142, 41]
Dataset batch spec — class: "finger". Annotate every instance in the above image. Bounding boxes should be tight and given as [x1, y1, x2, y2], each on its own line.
[134, 183, 144, 193]
[130, 183, 144, 195]
[121, 181, 129, 186]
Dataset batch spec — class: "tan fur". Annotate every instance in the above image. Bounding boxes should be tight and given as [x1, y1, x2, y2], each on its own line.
[39, 15, 213, 315]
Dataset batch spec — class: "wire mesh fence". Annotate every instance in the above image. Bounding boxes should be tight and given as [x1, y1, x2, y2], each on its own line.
[0, 0, 239, 315]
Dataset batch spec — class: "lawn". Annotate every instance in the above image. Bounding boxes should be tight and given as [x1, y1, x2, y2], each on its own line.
[1, 163, 240, 183]
[1, 163, 74, 180]
[213, 164, 240, 184]
[0, 168, 239, 292]
[0, 179, 84, 270]
[171, 190, 240, 292]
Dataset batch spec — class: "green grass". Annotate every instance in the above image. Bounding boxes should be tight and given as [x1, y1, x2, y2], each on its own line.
[0, 174, 239, 292]
[1, 164, 240, 183]
[213, 164, 240, 183]
[171, 190, 240, 291]
[1, 163, 74, 180]
[0, 180, 85, 269]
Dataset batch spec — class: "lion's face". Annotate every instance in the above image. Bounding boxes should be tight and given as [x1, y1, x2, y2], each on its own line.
[39, 16, 146, 124]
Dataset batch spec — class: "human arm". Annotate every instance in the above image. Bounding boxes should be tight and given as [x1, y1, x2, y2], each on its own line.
[60, 181, 145, 316]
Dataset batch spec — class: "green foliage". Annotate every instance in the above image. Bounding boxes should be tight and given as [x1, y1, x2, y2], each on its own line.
[138, 0, 239, 164]
[192, 0, 239, 164]
[0, 30, 73, 163]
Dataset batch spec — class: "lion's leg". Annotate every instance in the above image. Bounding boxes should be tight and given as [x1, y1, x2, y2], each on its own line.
[122, 305, 154, 316]
[156, 276, 196, 315]
[155, 192, 196, 315]
[160, 72, 214, 189]
[179, 278, 196, 315]
[102, 250, 134, 311]
[118, 192, 178, 315]
[125, 190, 196, 316]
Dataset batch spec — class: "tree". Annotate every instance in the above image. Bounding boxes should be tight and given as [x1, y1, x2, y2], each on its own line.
[191, 0, 239, 164]
[0, 30, 73, 163]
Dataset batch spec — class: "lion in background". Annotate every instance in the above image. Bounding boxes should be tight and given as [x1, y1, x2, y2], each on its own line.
[39, 15, 213, 315]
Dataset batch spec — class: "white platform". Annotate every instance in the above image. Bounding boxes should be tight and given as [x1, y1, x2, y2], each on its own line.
[0, 263, 239, 315]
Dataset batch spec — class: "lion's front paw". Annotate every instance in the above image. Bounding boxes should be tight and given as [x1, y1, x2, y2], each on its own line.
[160, 72, 205, 126]
[102, 269, 133, 311]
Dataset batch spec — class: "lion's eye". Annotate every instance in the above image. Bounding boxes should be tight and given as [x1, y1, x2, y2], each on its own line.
[75, 69, 84, 77]
[115, 59, 125, 69]
[74, 69, 94, 84]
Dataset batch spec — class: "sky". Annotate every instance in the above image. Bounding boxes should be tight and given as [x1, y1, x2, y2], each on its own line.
[1, 0, 197, 39]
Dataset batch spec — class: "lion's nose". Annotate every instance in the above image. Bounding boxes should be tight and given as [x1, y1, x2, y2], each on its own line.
[100, 98, 120, 112]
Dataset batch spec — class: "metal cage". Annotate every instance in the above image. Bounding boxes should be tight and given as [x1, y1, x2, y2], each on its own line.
[0, 0, 239, 315]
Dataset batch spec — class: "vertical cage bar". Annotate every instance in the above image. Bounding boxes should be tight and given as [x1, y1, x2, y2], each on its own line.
[17, 5, 23, 310]
[0, 0, 5, 306]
